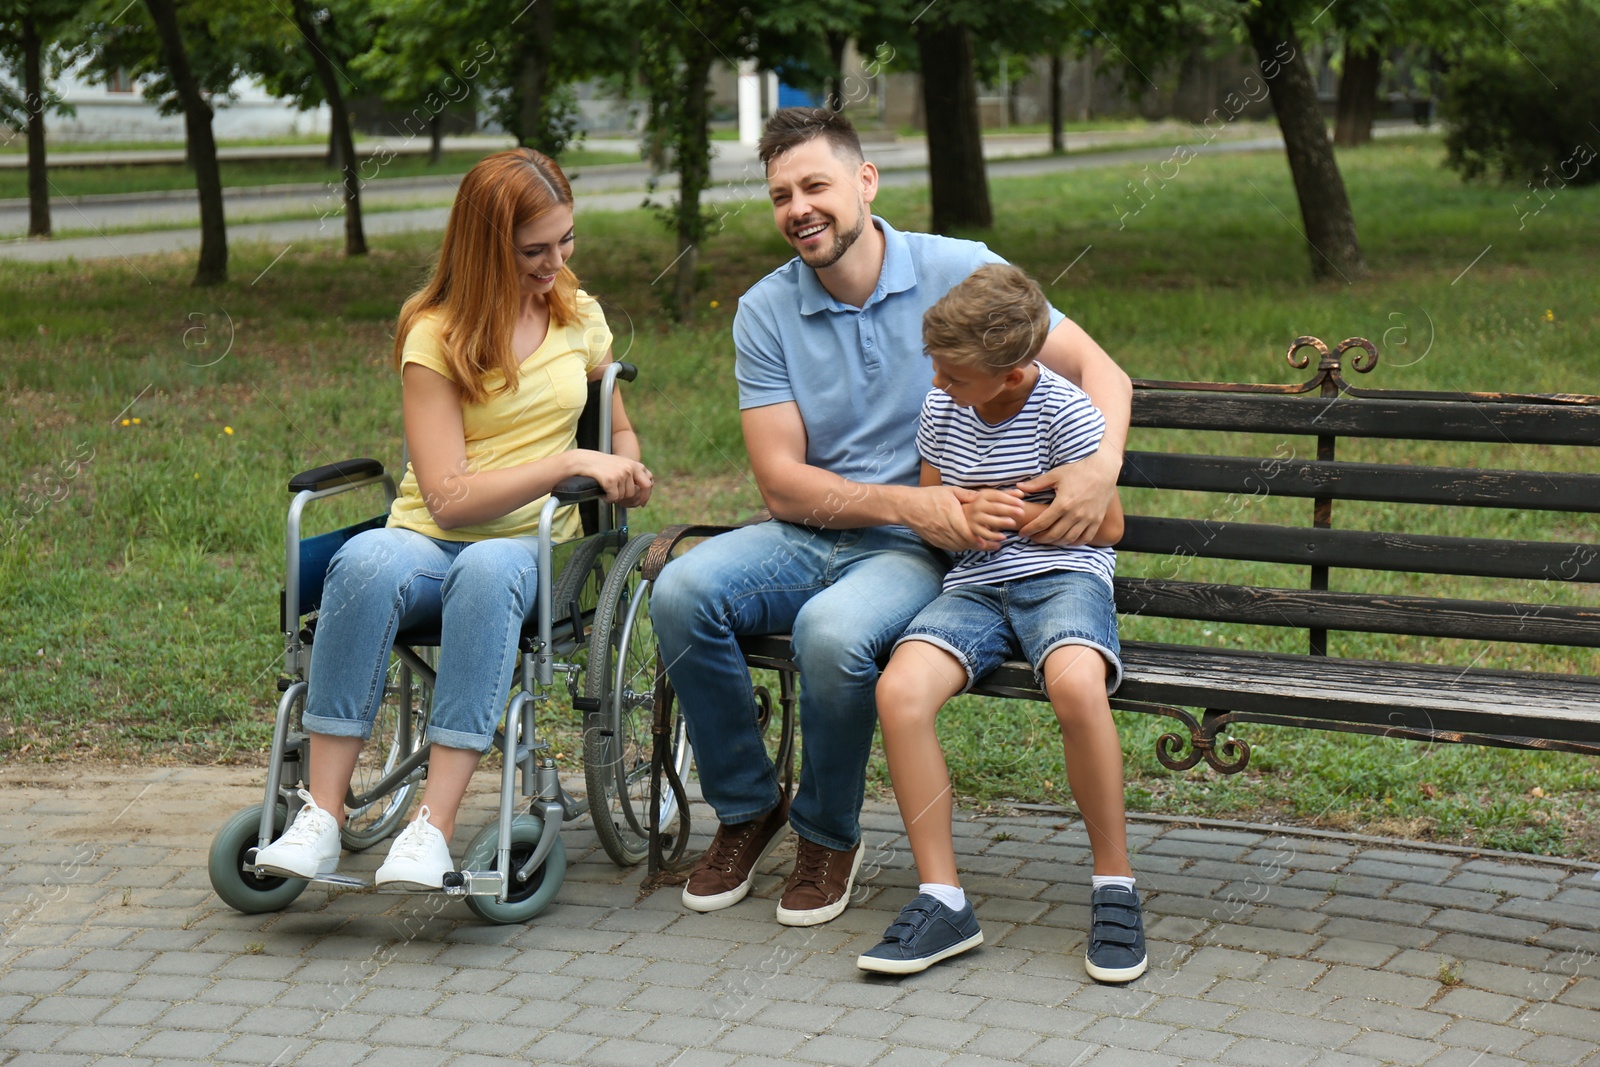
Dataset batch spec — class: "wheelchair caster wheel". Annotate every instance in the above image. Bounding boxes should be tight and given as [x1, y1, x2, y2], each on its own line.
[208, 804, 310, 914]
[461, 814, 566, 924]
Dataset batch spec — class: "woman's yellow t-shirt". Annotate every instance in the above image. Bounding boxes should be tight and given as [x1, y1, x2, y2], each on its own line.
[387, 291, 613, 543]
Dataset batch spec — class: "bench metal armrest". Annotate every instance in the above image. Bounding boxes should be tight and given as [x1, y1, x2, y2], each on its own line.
[640, 510, 772, 581]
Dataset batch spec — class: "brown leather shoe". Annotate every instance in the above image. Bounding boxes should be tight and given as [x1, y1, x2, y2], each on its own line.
[776, 836, 863, 927]
[681, 795, 790, 913]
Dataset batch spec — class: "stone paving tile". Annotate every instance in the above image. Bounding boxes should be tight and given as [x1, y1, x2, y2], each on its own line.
[1427, 932, 1556, 970]
[1434, 1016, 1537, 1055]
[1216, 1034, 1320, 1066]
[1520, 1033, 1600, 1064]
[1425, 1048, 1523, 1067]
[1511, 1002, 1600, 1043]
[1320, 998, 1452, 1040]
[1340, 1031, 1446, 1063]
[1446, 872, 1561, 899]
[1160, 1027, 1238, 1061]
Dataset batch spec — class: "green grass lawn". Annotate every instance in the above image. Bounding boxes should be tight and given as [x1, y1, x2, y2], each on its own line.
[0, 147, 637, 201]
[3, 139, 1596, 856]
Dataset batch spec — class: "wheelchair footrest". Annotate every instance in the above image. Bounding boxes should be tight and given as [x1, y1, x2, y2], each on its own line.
[304, 873, 369, 889]
[275, 870, 506, 897]
[442, 869, 504, 898]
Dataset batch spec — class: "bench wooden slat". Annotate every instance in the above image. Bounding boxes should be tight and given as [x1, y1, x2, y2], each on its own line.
[1114, 578, 1600, 647]
[1132, 393, 1600, 445]
[1114, 643, 1600, 745]
[1117, 517, 1600, 584]
[1121, 452, 1600, 513]
[731, 635, 1600, 744]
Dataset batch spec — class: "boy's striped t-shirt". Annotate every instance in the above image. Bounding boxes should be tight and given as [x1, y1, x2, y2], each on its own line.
[916, 364, 1116, 592]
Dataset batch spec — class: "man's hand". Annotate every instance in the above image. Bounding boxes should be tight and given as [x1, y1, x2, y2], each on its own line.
[961, 487, 1025, 550]
[903, 484, 988, 552]
[1015, 448, 1121, 545]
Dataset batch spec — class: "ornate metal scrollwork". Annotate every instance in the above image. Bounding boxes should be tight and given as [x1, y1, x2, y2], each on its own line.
[1282, 334, 1380, 395]
[1156, 730, 1251, 774]
[1120, 700, 1253, 774]
[1285, 335, 1330, 371]
[753, 685, 774, 732]
[1335, 336, 1379, 373]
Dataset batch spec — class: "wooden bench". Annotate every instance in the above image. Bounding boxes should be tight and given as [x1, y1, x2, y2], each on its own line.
[639, 336, 1600, 876]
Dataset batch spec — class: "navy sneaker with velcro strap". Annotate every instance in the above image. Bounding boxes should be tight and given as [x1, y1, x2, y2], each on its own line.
[857, 893, 984, 975]
[1085, 884, 1148, 983]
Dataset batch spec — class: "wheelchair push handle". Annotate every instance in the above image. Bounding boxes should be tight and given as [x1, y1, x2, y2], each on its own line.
[557, 360, 640, 504]
[288, 458, 385, 493]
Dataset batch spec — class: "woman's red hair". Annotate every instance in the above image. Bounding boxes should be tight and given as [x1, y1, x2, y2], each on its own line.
[393, 148, 580, 404]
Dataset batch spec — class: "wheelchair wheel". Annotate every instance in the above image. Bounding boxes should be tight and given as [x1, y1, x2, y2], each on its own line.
[208, 804, 309, 914]
[584, 532, 691, 866]
[461, 814, 567, 924]
[549, 531, 622, 652]
[341, 653, 428, 851]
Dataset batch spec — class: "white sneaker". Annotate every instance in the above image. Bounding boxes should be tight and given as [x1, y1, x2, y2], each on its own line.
[254, 790, 341, 879]
[375, 806, 453, 888]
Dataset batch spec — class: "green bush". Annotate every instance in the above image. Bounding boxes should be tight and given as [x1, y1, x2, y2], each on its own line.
[1441, 0, 1600, 187]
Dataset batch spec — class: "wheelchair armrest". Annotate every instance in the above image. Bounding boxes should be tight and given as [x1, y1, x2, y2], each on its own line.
[288, 458, 386, 493]
[552, 476, 606, 504]
[640, 510, 773, 581]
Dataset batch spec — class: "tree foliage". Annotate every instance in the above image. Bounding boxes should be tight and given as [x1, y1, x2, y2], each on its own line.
[1441, 0, 1600, 187]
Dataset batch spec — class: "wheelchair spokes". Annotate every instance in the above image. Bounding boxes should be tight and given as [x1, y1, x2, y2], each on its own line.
[585, 533, 690, 866]
[341, 652, 429, 851]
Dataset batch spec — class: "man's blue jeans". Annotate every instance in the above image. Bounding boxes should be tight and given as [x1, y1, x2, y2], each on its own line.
[301, 528, 541, 753]
[651, 521, 946, 851]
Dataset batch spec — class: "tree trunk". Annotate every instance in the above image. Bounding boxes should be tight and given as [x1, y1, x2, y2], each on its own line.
[917, 20, 991, 232]
[429, 111, 443, 165]
[1049, 52, 1064, 155]
[21, 14, 49, 237]
[514, 0, 555, 150]
[826, 30, 847, 110]
[672, 36, 714, 321]
[1333, 43, 1382, 147]
[1244, 3, 1366, 281]
[144, 0, 226, 285]
[293, 0, 365, 256]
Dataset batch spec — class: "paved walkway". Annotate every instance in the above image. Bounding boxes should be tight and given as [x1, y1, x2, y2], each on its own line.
[0, 123, 1431, 258]
[2, 765, 1597, 1066]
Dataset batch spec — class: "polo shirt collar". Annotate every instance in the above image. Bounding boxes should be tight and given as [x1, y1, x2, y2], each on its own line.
[797, 215, 917, 315]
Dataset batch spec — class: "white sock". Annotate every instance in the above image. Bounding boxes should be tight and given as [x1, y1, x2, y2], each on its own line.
[1091, 875, 1136, 892]
[919, 882, 967, 911]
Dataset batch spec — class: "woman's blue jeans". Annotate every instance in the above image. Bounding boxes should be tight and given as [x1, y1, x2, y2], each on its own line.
[302, 528, 540, 753]
[651, 522, 946, 851]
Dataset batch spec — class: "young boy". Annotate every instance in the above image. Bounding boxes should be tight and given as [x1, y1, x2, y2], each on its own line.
[857, 264, 1145, 983]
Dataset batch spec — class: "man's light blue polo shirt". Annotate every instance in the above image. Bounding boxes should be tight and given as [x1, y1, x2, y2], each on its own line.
[733, 215, 1065, 488]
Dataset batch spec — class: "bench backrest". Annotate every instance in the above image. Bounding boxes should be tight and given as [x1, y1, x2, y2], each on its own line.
[1114, 336, 1600, 664]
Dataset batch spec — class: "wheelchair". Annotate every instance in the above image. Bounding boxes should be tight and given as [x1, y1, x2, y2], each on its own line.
[207, 362, 690, 924]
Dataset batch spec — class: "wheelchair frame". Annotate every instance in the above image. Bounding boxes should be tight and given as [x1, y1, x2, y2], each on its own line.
[208, 362, 683, 923]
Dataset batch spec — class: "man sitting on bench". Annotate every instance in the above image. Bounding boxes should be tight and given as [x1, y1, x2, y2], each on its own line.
[651, 108, 1131, 928]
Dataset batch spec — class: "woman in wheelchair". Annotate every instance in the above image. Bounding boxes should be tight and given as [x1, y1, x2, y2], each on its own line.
[254, 148, 652, 889]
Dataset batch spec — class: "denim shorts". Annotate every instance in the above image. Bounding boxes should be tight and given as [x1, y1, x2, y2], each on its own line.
[894, 568, 1122, 694]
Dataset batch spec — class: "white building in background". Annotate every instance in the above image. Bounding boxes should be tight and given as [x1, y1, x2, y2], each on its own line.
[45, 63, 329, 143]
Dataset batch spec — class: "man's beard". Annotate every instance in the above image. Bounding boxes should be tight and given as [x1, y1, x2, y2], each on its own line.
[798, 204, 867, 269]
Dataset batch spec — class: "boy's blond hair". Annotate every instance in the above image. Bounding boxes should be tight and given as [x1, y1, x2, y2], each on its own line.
[922, 263, 1050, 373]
